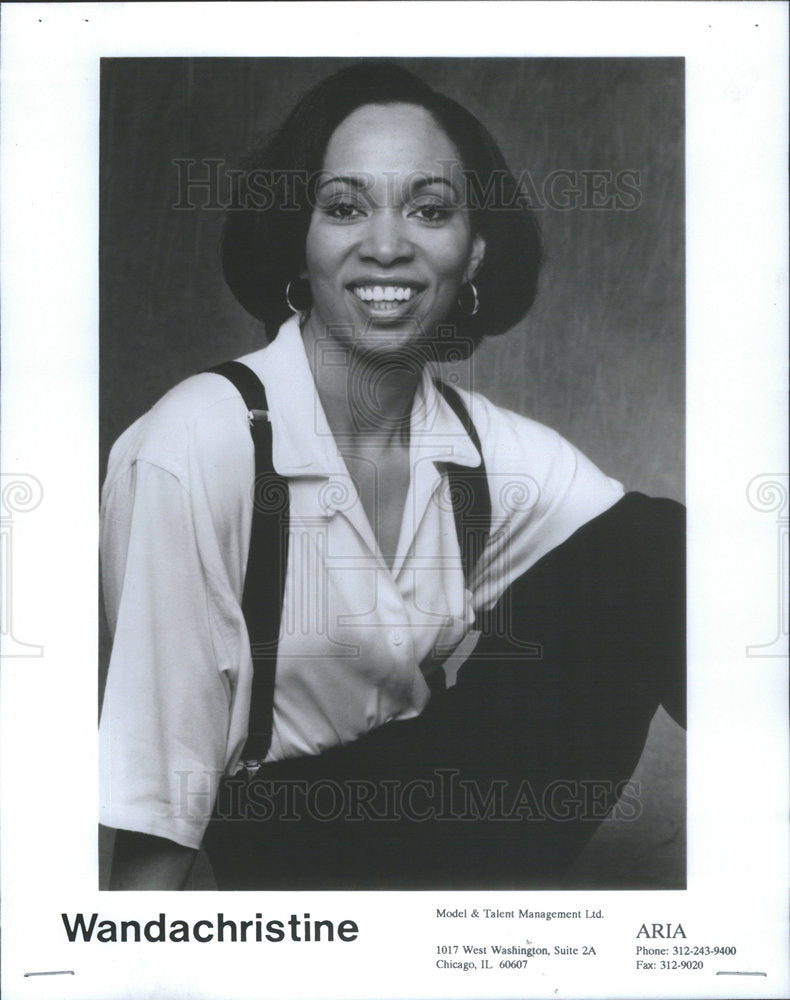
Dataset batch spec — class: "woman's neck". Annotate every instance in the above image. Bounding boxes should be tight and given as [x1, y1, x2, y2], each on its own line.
[301, 320, 424, 451]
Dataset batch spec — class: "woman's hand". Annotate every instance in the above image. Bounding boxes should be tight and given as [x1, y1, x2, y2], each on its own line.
[110, 829, 197, 890]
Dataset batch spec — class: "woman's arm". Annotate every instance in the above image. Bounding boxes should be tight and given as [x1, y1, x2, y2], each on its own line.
[110, 829, 197, 891]
[100, 457, 234, 858]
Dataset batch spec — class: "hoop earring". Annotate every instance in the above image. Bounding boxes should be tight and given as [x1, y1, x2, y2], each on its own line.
[458, 279, 480, 317]
[285, 277, 311, 314]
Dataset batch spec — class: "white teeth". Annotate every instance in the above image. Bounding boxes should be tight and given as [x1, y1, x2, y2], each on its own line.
[353, 285, 415, 303]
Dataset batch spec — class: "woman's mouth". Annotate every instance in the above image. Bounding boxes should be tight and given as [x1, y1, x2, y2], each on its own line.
[349, 284, 423, 315]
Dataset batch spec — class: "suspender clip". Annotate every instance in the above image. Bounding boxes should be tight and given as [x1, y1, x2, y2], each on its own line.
[240, 759, 264, 781]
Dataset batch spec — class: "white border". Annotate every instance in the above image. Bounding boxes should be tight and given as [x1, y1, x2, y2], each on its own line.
[1, 3, 788, 999]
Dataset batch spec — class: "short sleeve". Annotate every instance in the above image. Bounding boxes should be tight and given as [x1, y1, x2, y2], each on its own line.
[99, 459, 232, 849]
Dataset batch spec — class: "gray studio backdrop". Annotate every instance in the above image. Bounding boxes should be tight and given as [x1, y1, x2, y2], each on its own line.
[99, 57, 685, 888]
[100, 57, 684, 501]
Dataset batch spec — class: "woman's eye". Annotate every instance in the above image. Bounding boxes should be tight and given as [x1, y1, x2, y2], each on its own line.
[324, 201, 364, 220]
[411, 202, 453, 224]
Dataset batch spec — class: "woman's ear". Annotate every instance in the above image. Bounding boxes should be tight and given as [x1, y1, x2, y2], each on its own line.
[467, 234, 486, 280]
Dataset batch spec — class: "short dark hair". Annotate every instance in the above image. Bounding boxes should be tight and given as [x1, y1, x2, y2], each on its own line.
[222, 61, 542, 349]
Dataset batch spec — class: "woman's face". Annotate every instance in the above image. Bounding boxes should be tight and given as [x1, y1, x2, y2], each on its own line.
[303, 103, 485, 356]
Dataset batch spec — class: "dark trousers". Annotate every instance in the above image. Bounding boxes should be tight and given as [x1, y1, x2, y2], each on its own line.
[203, 493, 685, 889]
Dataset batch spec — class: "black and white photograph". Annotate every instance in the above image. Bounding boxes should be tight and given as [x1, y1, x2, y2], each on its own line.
[1, 3, 787, 999]
[98, 56, 686, 892]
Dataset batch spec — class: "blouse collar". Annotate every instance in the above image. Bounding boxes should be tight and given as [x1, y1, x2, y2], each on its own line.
[241, 315, 482, 479]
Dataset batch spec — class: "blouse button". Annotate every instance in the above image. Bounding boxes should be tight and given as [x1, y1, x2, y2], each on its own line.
[390, 628, 404, 647]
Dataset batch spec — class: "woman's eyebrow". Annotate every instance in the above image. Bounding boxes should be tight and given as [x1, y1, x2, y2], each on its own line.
[316, 173, 371, 191]
[410, 174, 456, 192]
[317, 174, 457, 189]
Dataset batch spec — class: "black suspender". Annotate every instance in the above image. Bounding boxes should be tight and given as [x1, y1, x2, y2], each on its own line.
[206, 362, 490, 767]
[204, 361, 289, 768]
[433, 378, 491, 582]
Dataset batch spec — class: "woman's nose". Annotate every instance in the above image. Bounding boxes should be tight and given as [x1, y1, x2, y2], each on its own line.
[358, 210, 415, 265]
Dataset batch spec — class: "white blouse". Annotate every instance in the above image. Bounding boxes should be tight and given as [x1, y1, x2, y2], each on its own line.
[99, 317, 623, 848]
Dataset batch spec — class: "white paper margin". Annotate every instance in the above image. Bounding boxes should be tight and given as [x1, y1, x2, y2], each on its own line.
[1, 3, 787, 999]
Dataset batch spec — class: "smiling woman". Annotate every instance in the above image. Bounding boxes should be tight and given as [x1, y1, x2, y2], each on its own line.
[303, 103, 485, 356]
[220, 62, 540, 353]
[298, 100, 488, 558]
[99, 60, 685, 891]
